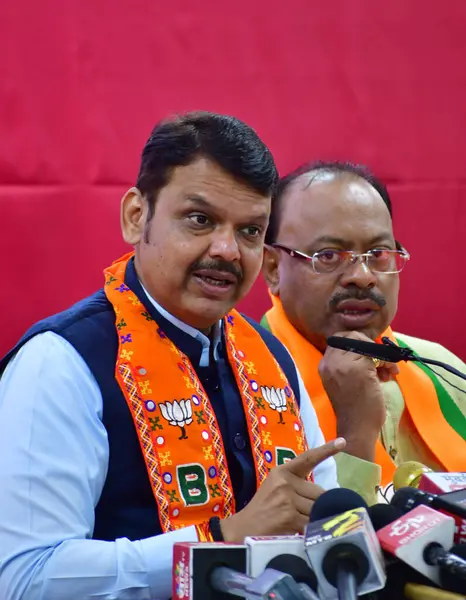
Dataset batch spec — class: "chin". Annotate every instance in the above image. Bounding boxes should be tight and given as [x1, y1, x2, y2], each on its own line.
[186, 300, 234, 330]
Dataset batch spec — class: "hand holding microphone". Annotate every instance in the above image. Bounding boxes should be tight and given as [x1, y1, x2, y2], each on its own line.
[220, 439, 346, 543]
[318, 330, 398, 462]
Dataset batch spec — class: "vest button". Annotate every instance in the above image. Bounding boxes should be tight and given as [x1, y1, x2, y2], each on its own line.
[234, 433, 246, 450]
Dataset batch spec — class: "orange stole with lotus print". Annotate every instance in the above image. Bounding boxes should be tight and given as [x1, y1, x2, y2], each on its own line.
[104, 253, 308, 534]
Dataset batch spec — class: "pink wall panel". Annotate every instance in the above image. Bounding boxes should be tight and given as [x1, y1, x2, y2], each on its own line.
[1, 0, 465, 358]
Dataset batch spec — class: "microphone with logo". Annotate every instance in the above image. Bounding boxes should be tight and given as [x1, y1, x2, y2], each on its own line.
[393, 462, 466, 546]
[376, 502, 466, 586]
[303, 488, 386, 600]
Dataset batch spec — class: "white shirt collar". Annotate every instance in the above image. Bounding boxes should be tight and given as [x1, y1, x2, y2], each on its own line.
[139, 282, 222, 366]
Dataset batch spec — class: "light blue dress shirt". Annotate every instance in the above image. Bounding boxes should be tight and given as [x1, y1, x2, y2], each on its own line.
[0, 294, 337, 600]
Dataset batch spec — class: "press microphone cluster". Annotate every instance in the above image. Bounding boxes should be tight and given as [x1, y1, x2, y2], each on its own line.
[173, 486, 466, 599]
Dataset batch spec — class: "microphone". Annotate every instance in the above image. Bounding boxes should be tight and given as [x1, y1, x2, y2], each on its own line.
[439, 489, 466, 544]
[326, 336, 410, 363]
[422, 542, 466, 582]
[440, 543, 466, 594]
[173, 541, 247, 600]
[393, 461, 434, 491]
[326, 336, 466, 381]
[419, 472, 466, 495]
[245, 535, 319, 598]
[392, 487, 466, 521]
[376, 504, 456, 585]
[367, 503, 436, 598]
[209, 566, 308, 600]
[304, 488, 386, 599]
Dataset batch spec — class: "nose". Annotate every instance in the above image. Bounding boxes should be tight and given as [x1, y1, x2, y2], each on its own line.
[339, 255, 377, 288]
[208, 227, 241, 263]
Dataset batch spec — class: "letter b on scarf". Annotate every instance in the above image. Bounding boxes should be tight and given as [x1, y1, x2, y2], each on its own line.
[177, 464, 209, 506]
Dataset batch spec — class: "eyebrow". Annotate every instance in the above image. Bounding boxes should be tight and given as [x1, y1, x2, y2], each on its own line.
[307, 233, 394, 249]
[185, 194, 270, 224]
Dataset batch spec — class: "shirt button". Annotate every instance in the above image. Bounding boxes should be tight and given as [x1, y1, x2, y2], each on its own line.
[233, 433, 246, 450]
[213, 382, 220, 391]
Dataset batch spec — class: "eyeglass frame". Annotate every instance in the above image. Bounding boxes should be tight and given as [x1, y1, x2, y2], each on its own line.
[270, 242, 410, 275]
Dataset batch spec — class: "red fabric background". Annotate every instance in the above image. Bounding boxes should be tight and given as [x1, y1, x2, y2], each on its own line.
[1, 0, 465, 359]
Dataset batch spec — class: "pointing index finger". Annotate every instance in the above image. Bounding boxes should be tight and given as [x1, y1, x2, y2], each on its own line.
[283, 438, 346, 478]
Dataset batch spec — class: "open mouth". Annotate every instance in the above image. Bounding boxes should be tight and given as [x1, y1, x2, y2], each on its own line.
[192, 269, 238, 296]
[335, 300, 379, 327]
[193, 274, 234, 287]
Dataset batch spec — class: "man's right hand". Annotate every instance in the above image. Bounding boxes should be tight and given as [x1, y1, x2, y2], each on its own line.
[219, 438, 345, 543]
[318, 330, 399, 462]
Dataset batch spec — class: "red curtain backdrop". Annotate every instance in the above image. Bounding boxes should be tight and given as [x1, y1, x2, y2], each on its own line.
[1, 0, 465, 359]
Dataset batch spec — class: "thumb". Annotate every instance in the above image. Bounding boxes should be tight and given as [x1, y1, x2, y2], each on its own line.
[284, 438, 346, 478]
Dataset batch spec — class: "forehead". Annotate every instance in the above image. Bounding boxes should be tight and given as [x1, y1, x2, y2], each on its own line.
[277, 173, 393, 245]
[157, 156, 271, 218]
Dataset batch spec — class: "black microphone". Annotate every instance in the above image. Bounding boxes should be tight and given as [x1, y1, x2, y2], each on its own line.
[305, 489, 386, 600]
[326, 336, 466, 382]
[326, 336, 413, 362]
[392, 487, 466, 521]
[440, 543, 466, 594]
[422, 542, 466, 581]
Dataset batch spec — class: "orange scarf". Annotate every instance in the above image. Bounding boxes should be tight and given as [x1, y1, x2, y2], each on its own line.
[265, 295, 466, 485]
[104, 254, 308, 539]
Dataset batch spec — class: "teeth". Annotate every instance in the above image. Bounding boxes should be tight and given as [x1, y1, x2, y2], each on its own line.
[198, 275, 230, 286]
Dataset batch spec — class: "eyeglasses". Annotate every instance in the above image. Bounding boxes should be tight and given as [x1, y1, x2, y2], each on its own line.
[271, 243, 410, 275]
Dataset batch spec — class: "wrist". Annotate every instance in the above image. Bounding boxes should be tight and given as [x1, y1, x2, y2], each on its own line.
[219, 513, 246, 544]
[337, 426, 379, 463]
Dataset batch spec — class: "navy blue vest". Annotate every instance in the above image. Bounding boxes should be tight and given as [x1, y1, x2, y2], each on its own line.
[0, 260, 300, 542]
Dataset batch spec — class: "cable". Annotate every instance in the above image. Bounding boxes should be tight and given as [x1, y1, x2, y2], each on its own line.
[418, 359, 466, 397]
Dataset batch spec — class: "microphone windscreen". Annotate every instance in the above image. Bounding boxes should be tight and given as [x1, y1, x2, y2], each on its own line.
[368, 503, 404, 531]
[266, 554, 318, 592]
[326, 336, 405, 362]
[391, 486, 419, 511]
[440, 543, 466, 594]
[310, 488, 368, 522]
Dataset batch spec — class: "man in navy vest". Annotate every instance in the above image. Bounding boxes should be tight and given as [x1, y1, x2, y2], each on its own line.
[0, 112, 342, 600]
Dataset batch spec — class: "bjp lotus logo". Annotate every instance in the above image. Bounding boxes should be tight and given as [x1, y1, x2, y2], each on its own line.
[159, 399, 193, 440]
[261, 386, 287, 424]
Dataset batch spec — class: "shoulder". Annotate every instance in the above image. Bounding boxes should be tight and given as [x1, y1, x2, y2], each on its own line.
[0, 331, 103, 416]
[1, 290, 116, 376]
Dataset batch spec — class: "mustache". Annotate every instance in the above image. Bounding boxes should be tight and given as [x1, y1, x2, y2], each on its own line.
[329, 287, 387, 309]
[189, 259, 243, 283]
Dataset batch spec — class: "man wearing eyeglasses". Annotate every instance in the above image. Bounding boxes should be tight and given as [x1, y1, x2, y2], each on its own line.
[261, 161, 466, 504]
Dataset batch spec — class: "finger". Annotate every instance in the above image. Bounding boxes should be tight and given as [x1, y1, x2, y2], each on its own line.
[292, 477, 325, 502]
[293, 494, 315, 519]
[295, 513, 311, 534]
[283, 438, 346, 478]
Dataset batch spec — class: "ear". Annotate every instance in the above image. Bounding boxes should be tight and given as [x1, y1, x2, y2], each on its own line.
[262, 245, 281, 295]
[121, 187, 147, 245]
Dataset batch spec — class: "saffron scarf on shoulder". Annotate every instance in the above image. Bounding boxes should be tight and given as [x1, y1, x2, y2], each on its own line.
[263, 294, 466, 486]
[104, 253, 309, 538]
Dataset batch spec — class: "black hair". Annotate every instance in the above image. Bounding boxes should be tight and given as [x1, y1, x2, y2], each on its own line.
[266, 160, 392, 244]
[136, 111, 278, 220]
